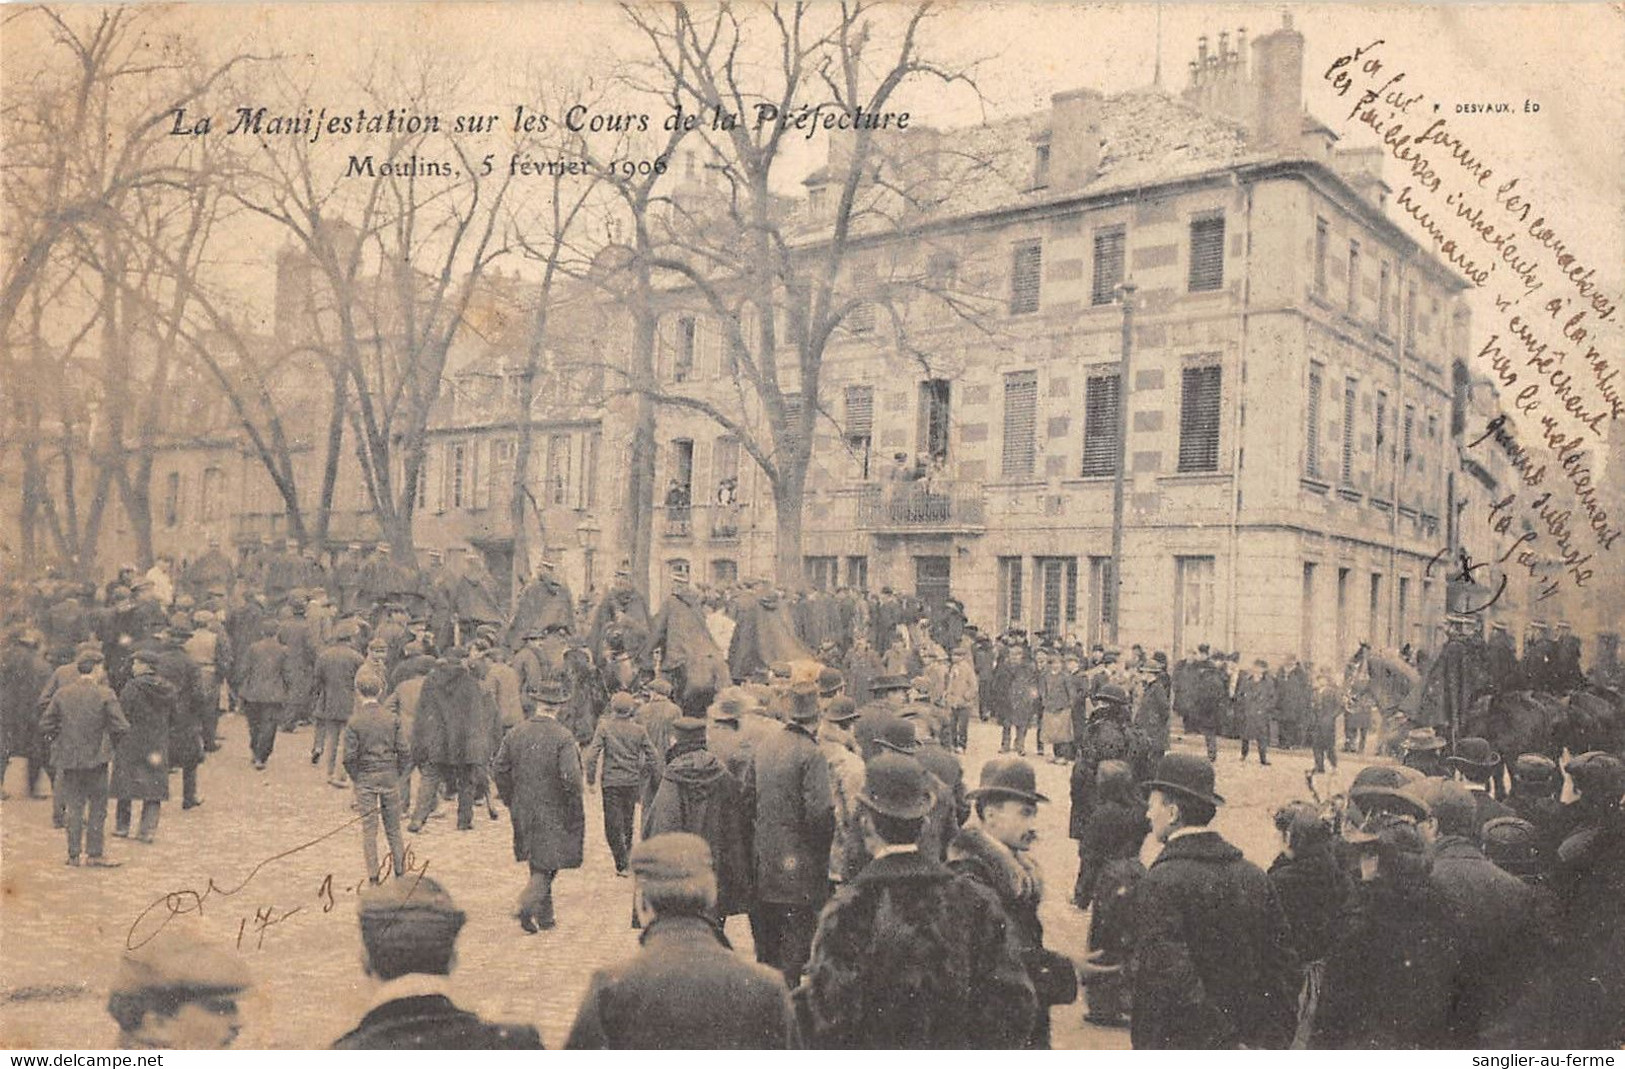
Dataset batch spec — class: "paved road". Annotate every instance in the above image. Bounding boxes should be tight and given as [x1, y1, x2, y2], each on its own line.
[0, 710, 1376, 1049]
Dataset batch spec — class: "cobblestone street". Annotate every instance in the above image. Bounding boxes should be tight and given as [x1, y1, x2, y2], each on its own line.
[1, 710, 1374, 1049]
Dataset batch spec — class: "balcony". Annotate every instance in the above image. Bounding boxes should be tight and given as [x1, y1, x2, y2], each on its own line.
[855, 480, 985, 533]
[658, 502, 746, 543]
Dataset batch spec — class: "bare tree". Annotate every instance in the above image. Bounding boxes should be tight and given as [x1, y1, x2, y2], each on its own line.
[619, 1, 986, 581]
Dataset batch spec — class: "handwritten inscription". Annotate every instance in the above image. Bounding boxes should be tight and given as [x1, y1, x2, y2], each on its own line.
[1322, 41, 1621, 607]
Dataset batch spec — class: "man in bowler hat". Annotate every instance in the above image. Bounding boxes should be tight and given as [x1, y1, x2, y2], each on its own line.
[1130, 753, 1296, 1049]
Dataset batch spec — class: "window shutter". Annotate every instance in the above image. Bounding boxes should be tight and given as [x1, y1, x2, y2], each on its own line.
[1002, 370, 1038, 478]
[781, 392, 804, 454]
[1306, 363, 1323, 478]
[1081, 373, 1121, 477]
[1091, 226, 1125, 306]
[1009, 240, 1042, 315]
[844, 385, 874, 438]
[1188, 214, 1226, 292]
[1177, 365, 1222, 473]
[1403, 405, 1415, 466]
[470, 440, 486, 509]
[1342, 379, 1358, 485]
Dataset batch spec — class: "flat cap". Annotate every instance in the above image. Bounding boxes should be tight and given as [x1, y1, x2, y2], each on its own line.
[359, 874, 465, 927]
[710, 691, 746, 723]
[609, 691, 638, 715]
[629, 832, 714, 883]
[646, 678, 674, 697]
[112, 935, 251, 997]
[672, 716, 708, 739]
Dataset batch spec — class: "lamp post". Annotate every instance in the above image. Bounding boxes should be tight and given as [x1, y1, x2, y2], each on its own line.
[1108, 282, 1136, 647]
[577, 521, 600, 595]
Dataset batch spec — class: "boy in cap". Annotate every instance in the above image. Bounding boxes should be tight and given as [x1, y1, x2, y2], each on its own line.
[343, 671, 410, 881]
[108, 935, 251, 1048]
[333, 876, 542, 1048]
[583, 691, 661, 876]
[799, 754, 1038, 1048]
[565, 834, 796, 1049]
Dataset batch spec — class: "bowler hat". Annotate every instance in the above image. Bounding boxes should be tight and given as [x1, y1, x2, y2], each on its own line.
[1348, 765, 1430, 822]
[968, 755, 1050, 804]
[1512, 753, 1559, 783]
[787, 681, 821, 722]
[1448, 737, 1501, 770]
[527, 678, 570, 705]
[672, 716, 708, 740]
[609, 692, 637, 716]
[1481, 816, 1542, 876]
[1565, 751, 1625, 802]
[870, 673, 911, 694]
[709, 689, 746, 723]
[646, 678, 674, 697]
[857, 753, 937, 819]
[870, 713, 921, 754]
[1093, 683, 1130, 709]
[817, 666, 845, 697]
[823, 696, 861, 723]
[1142, 752, 1224, 809]
[1401, 727, 1447, 753]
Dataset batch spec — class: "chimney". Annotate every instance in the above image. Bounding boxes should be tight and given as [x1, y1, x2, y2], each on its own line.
[1250, 12, 1305, 151]
[1048, 89, 1103, 191]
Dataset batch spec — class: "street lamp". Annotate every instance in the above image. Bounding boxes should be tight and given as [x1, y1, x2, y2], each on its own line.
[1108, 281, 1136, 646]
[577, 521, 600, 594]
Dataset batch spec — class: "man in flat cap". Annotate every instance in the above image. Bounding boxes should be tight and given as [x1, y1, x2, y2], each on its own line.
[39, 647, 128, 867]
[333, 876, 542, 1048]
[108, 935, 251, 1048]
[565, 833, 796, 1049]
[583, 691, 661, 876]
[799, 754, 1037, 1048]
[491, 679, 585, 932]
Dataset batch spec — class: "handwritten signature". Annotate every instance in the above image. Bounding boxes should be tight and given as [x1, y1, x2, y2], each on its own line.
[127, 808, 431, 951]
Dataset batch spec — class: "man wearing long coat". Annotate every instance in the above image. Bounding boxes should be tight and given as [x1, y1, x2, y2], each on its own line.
[507, 568, 576, 650]
[727, 590, 811, 683]
[311, 634, 365, 786]
[641, 574, 730, 714]
[110, 655, 174, 841]
[277, 600, 320, 731]
[491, 684, 585, 932]
[643, 729, 753, 922]
[408, 652, 489, 831]
[1, 631, 52, 797]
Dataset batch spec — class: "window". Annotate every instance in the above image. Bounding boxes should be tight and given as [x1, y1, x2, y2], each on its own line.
[712, 434, 741, 491]
[1305, 363, 1324, 478]
[490, 438, 516, 505]
[1177, 365, 1222, 473]
[805, 556, 839, 591]
[1033, 142, 1051, 187]
[1369, 572, 1385, 646]
[781, 392, 805, 453]
[1080, 372, 1121, 477]
[918, 379, 951, 463]
[1301, 563, 1318, 665]
[415, 456, 428, 508]
[450, 442, 467, 509]
[1174, 556, 1218, 658]
[926, 251, 957, 291]
[1347, 240, 1360, 311]
[199, 467, 223, 522]
[1088, 556, 1114, 646]
[1405, 282, 1417, 350]
[844, 385, 874, 479]
[848, 262, 876, 333]
[583, 431, 600, 509]
[808, 187, 827, 216]
[670, 438, 694, 495]
[1379, 261, 1392, 333]
[1188, 213, 1225, 292]
[1009, 239, 1042, 315]
[1403, 404, 1416, 466]
[1342, 379, 1358, 485]
[1337, 567, 1351, 662]
[1091, 226, 1126, 306]
[546, 434, 570, 506]
[1036, 557, 1078, 637]
[506, 373, 527, 410]
[1426, 412, 1438, 442]
[1398, 576, 1411, 644]
[674, 316, 696, 382]
[1376, 389, 1389, 450]
[1001, 370, 1038, 478]
[163, 472, 181, 528]
[914, 556, 952, 609]
[1314, 217, 1329, 296]
[845, 555, 868, 591]
[998, 556, 1024, 629]
[712, 559, 738, 585]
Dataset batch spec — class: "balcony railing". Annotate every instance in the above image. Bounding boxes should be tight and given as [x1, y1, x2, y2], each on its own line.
[855, 480, 984, 530]
[658, 502, 746, 541]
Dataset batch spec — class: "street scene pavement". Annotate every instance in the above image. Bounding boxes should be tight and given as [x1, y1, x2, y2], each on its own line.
[0, 710, 1375, 1049]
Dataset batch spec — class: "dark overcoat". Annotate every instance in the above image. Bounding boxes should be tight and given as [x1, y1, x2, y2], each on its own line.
[332, 995, 542, 1050]
[39, 678, 128, 769]
[412, 662, 489, 766]
[237, 636, 288, 704]
[644, 750, 753, 917]
[312, 644, 365, 722]
[110, 674, 174, 801]
[0, 643, 52, 761]
[147, 641, 206, 769]
[642, 588, 730, 697]
[726, 595, 811, 683]
[565, 915, 795, 1049]
[506, 575, 577, 649]
[491, 713, 585, 871]
[991, 661, 1040, 728]
[743, 722, 833, 906]
[1130, 830, 1298, 1050]
[1267, 845, 1355, 966]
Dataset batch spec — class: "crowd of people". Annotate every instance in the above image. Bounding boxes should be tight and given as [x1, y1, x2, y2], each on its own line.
[1, 542, 1621, 1050]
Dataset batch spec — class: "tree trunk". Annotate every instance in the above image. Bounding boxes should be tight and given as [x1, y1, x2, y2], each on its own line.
[313, 371, 348, 549]
[771, 467, 806, 586]
[622, 308, 658, 601]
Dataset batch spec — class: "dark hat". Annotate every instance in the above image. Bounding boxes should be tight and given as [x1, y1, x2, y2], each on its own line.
[870, 713, 920, 754]
[1401, 727, 1447, 753]
[1152, 651, 1168, 666]
[1481, 816, 1542, 876]
[823, 696, 860, 723]
[817, 666, 845, 697]
[710, 690, 746, 723]
[111, 935, 251, 998]
[1512, 753, 1560, 782]
[1448, 737, 1501, 770]
[609, 691, 637, 716]
[527, 678, 570, 705]
[857, 753, 937, 819]
[672, 716, 708, 740]
[1142, 752, 1224, 809]
[788, 681, 821, 722]
[968, 755, 1050, 804]
[77, 645, 107, 667]
[629, 832, 715, 884]
[1348, 765, 1430, 822]
[769, 661, 793, 680]
[870, 673, 911, 694]
[1565, 751, 1625, 802]
[1093, 683, 1130, 709]
[1418, 778, 1478, 837]
[358, 875, 465, 957]
[646, 678, 674, 697]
